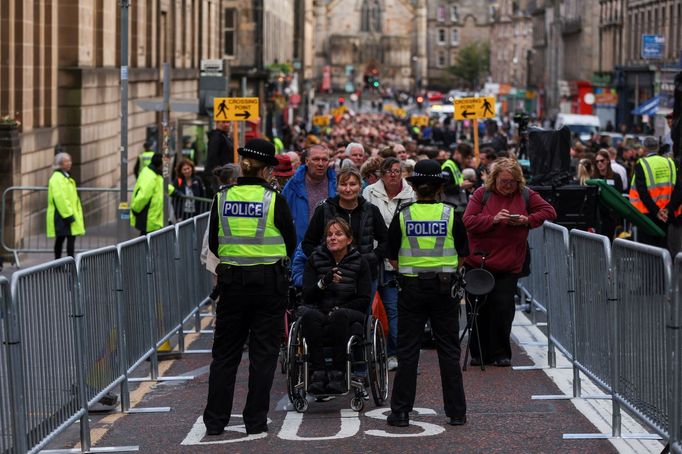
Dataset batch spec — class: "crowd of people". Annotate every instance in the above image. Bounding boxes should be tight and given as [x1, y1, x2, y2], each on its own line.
[193, 107, 565, 436]
[47, 106, 679, 427]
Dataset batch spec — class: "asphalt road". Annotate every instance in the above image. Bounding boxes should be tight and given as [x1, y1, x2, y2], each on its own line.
[42, 316, 623, 454]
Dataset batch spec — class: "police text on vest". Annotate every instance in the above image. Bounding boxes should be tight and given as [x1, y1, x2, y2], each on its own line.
[222, 201, 264, 218]
[405, 221, 447, 237]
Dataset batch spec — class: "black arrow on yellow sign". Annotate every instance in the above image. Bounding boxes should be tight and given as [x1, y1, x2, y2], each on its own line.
[461, 110, 474, 118]
[235, 111, 251, 119]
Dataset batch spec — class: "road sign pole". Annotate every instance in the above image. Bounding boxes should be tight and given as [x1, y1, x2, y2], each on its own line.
[233, 121, 239, 164]
[473, 119, 479, 166]
[117, 0, 130, 243]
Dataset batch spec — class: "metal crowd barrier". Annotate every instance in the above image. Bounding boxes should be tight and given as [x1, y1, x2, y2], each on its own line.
[611, 239, 672, 440]
[517, 226, 546, 321]
[543, 223, 574, 369]
[0, 276, 23, 453]
[76, 247, 126, 410]
[671, 253, 682, 454]
[117, 237, 156, 378]
[0, 213, 213, 452]
[171, 193, 212, 222]
[569, 230, 613, 400]
[148, 227, 183, 351]
[194, 212, 213, 297]
[1, 186, 134, 267]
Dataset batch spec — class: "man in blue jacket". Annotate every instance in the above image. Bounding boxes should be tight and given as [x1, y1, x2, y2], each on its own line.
[282, 145, 337, 243]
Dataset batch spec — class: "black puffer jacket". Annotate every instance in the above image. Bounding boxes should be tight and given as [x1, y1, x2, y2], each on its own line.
[302, 245, 372, 313]
[301, 195, 387, 279]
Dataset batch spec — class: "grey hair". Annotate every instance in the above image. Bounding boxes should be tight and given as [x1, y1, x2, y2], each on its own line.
[53, 152, 71, 169]
[345, 142, 365, 156]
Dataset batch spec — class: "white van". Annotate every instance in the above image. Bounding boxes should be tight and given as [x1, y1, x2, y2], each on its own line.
[555, 113, 601, 142]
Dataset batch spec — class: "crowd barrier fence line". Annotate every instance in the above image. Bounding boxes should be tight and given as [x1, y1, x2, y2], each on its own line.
[671, 253, 682, 454]
[0, 214, 213, 452]
[517, 222, 673, 443]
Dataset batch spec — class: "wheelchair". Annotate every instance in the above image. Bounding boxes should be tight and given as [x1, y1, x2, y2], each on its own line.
[286, 313, 389, 413]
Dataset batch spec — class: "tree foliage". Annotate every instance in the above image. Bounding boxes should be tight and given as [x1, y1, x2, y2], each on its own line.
[447, 41, 490, 89]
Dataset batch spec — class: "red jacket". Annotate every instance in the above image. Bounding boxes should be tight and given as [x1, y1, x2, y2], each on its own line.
[463, 186, 557, 274]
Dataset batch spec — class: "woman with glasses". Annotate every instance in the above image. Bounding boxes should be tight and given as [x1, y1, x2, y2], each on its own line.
[593, 149, 624, 239]
[593, 149, 624, 192]
[362, 157, 416, 371]
[463, 158, 556, 367]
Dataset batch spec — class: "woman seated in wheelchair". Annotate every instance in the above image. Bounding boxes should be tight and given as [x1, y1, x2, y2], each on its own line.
[301, 217, 372, 394]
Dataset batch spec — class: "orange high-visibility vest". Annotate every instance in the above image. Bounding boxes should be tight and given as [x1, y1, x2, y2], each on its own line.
[629, 155, 677, 214]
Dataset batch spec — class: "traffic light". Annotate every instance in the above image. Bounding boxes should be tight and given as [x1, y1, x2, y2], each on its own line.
[372, 78, 380, 88]
[416, 95, 424, 107]
[338, 96, 345, 105]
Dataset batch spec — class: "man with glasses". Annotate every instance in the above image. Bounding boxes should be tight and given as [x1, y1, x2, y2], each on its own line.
[283, 145, 337, 243]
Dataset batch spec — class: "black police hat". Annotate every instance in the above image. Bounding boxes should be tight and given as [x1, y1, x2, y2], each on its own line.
[238, 138, 279, 166]
[406, 159, 445, 185]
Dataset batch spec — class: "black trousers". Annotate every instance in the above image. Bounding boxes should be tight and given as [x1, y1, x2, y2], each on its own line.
[301, 307, 365, 372]
[203, 266, 284, 433]
[54, 235, 75, 259]
[390, 277, 466, 419]
[638, 214, 668, 248]
[467, 272, 518, 363]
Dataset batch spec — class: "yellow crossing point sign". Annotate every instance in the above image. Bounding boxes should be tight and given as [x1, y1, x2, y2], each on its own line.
[213, 97, 260, 121]
[454, 96, 496, 120]
[312, 115, 331, 127]
[394, 108, 407, 119]
[410, 115, 429, 127]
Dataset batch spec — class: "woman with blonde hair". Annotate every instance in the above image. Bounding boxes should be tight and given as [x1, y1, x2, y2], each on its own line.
[463, 158, 556, 367]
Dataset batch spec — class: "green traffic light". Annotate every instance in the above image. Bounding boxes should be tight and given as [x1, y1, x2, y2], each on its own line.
[373, 81, 379, 88]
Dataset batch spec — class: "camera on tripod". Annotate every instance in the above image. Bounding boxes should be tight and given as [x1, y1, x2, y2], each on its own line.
[513, 111, 530, 132]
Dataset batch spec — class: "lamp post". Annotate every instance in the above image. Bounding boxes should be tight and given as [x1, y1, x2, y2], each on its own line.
[412, 56, 420, 97]
[118, 0, 130, 242]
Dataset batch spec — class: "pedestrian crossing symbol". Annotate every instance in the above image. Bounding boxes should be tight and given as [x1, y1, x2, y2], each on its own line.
[213, 97, 260, 122]
[454, 96, 496, 120]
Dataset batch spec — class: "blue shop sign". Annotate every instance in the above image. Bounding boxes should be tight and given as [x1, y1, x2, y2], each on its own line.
[641, 35, 665, 59]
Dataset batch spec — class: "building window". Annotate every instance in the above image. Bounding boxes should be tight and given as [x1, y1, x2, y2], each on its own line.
[451, 5, 459, 22]
[437, 5, 446, 22]
[361, 0, 382, 32]
[223, 8, 236, 57]
[437, 28, 446, 44]
[437, 51, 446, 67]
[451, 28, 459, 45]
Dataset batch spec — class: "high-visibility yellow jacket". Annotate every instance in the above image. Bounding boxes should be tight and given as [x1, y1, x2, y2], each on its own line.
[629, 155, 676, 214]
[47, 170, 85, 238]
[131, 166, 174, 233]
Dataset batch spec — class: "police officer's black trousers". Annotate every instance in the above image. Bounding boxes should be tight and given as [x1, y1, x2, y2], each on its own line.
[390, 278, 466, 419]
[203, 267, 284, 433]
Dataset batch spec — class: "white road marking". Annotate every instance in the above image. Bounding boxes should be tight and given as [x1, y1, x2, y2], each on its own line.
[364, 408, 446, 438]
[278, 409, 361, 441]
[180, 415, 271, 445]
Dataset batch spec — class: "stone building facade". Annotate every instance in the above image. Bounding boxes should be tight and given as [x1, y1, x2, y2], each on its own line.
[311, 0, 428, 92]
[426, 0, 493, 91]
[0, 0, 296, 260]
[490, 0, 533, 88]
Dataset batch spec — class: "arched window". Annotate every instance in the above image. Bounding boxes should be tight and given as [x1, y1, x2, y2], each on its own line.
[361, 0, 381, 33]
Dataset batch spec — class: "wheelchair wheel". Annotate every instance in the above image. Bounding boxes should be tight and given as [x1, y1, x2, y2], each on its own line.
[366, 317, 389, 406]
[350, 396, 364, 412]
[287, 319, 306, 406]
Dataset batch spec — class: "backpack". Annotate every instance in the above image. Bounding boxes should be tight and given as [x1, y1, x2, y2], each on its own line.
[480, 187, 532, 277]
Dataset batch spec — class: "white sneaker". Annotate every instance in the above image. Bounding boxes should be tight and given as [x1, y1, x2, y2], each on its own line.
[388, 356, 398, 371]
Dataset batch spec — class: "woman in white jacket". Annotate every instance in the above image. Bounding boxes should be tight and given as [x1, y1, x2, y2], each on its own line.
[362, 157, 416, 370]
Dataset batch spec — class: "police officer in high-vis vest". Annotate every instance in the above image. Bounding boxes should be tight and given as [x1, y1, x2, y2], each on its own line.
[385, 160, 469, 428]
[629, 136, 676, 247]
[203, 139, 296, 436]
